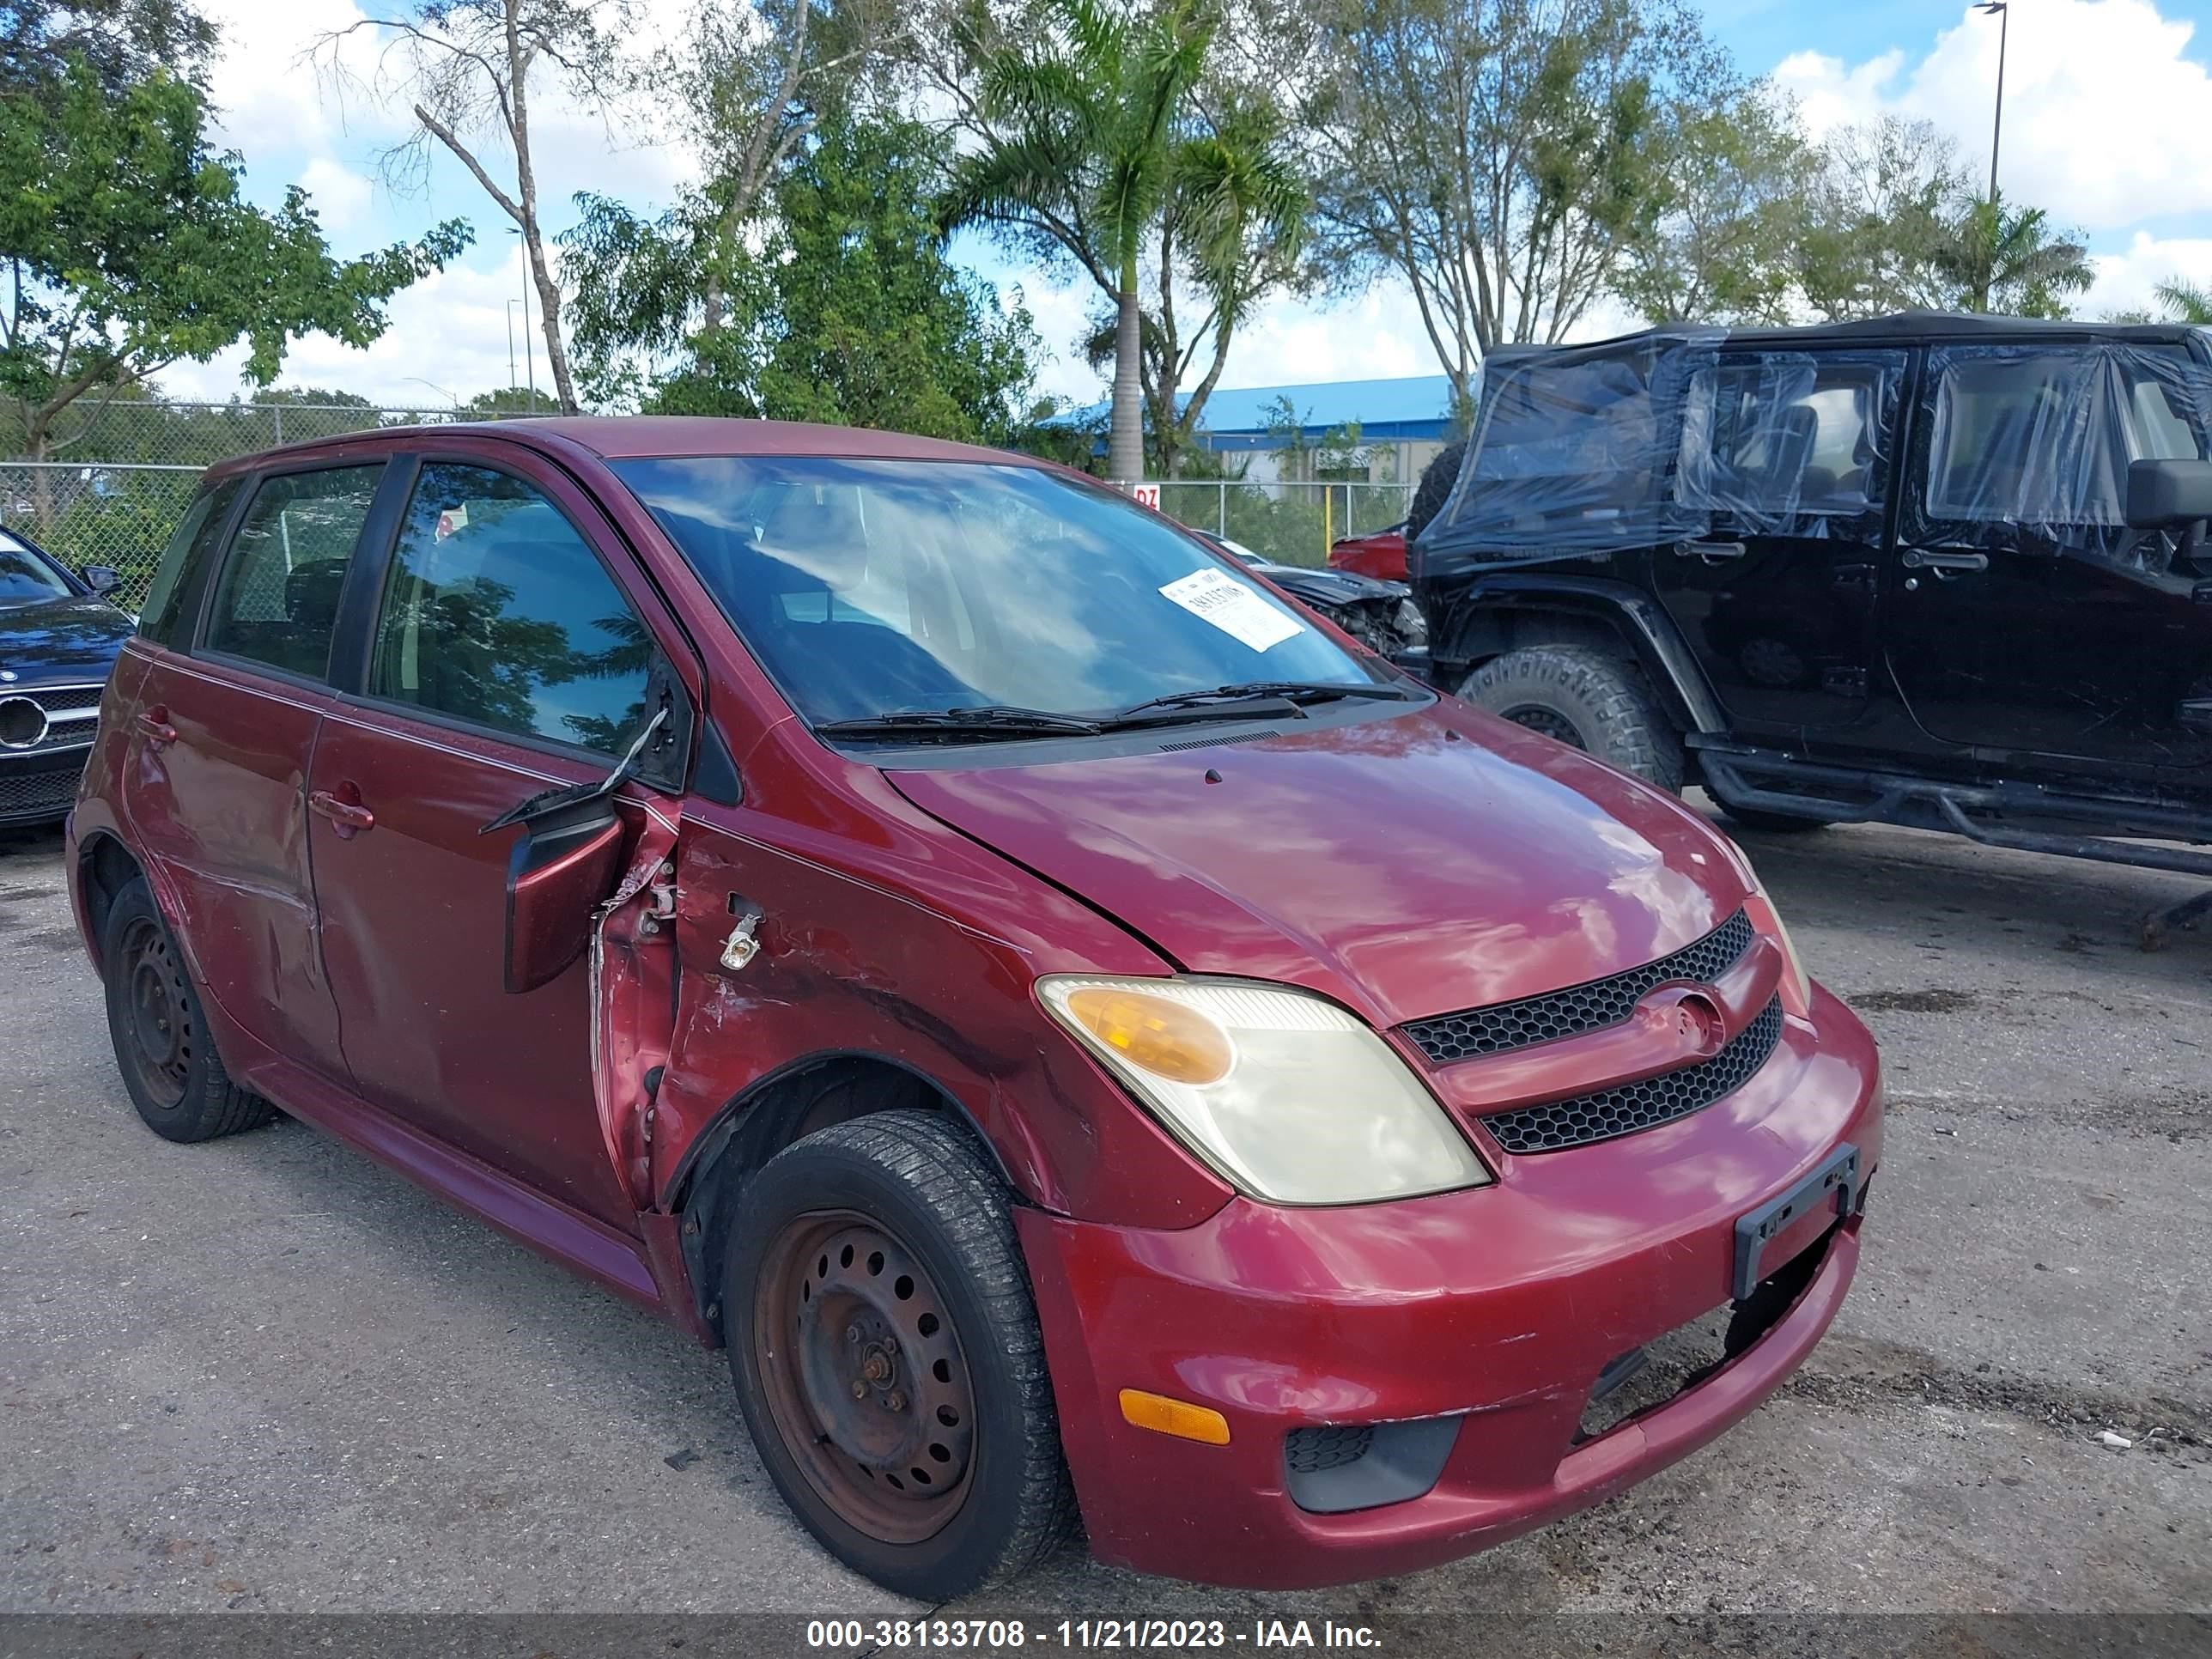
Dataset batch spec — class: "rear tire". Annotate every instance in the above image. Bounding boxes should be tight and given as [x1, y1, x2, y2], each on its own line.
[1461, 645, 1685, 792]
[1406, 439, 1468, 544]
[725, 1110, 1074, 1599]
[100, 878, 274, 1143]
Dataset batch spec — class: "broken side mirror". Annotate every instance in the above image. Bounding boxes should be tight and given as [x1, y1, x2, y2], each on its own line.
[81, 564, 123, 596]
[504, 796, 628, 994]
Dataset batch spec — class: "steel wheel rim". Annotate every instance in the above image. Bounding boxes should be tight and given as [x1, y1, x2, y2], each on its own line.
[119, 916, 191, 1109]
[755, 1210, 977, 1545]
[1504, 704, 1586, 748]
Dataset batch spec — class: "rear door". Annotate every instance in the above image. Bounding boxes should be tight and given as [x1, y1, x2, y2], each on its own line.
[1653, 348, 1908, 738]
[1884, 341, 2212, 775]
[305, 452, 690, 1230]
[121, 459, 389, 1083]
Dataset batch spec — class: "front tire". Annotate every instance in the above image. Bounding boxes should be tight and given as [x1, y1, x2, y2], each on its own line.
[726, 1111, 1074, 1599]
[100, 877, 275, 1143]
[1461, 645, 1686, 791]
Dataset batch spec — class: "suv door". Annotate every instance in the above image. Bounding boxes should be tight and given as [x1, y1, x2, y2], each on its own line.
[1653, 348, 1908, 737]
[305, 453, 690, 1230]
[1886, 341, 2212, 775]
[121, 459, 388, 1083]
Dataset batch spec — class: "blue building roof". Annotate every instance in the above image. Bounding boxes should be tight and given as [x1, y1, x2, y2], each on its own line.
[1059, 373, 1461, 448]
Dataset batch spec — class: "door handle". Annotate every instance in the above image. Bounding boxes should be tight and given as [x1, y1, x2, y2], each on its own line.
[308, 787, 376, 838]
[1899, 547, 1990, 574]
[136, 708, 178, 747]
[1674, 539, 1747, 562]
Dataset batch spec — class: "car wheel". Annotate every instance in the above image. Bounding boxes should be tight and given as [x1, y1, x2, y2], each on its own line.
[726, 1110, 1075, 1599]
[1461, 645, 1686, 792]
[100, 877, 275, 1143]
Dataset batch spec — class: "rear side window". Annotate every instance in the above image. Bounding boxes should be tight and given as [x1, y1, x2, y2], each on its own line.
[204, 466, 383, 680]
[1677, 352, 1904, 531]
[367, 463, 660, 756]
[137, 477, 240, 647]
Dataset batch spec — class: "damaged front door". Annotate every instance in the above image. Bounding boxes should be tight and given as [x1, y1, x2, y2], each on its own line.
[306, 456, 692, 1231]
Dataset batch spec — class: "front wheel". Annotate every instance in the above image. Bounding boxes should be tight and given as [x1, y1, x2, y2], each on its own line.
[726, 1111, 1074, 1599]
[1460, 645, 1686, 792]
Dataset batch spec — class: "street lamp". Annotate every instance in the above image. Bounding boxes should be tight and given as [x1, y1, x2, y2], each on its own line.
[403, 375, 459, 410]
[506, 227, 538, 412]
[1976, 2, 2009, 202]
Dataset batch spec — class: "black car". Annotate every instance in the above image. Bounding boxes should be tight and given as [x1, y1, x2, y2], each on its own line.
[0, 528, 131, 826]
[1196, 532, 1427, 659]
[1409, 312, 2212, 890]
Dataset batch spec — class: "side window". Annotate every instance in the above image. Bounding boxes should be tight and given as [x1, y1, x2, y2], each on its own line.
[139, 477, 241, 647]
[1677, 352, 1902, 531]
[368, 463, 660, 755]
[1923, 344, 2212, 542]
[204, 466, 383, 679]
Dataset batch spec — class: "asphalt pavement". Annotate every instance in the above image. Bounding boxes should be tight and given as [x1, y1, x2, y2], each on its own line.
[2, 805, 2207, 1644]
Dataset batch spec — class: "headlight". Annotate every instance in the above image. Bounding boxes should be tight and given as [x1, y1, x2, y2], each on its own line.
[1395, 597, 1427, 645]
[1038, 975, 1492, 1206]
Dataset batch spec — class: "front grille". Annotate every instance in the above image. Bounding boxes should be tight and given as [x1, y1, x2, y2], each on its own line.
[1401, 909, 1755, 1065]
[1480, 996, 1786, 1153]
[0, 762, 83, 819]
[0, 683, 103, 753]
[1284, 1424, 1373, 1474]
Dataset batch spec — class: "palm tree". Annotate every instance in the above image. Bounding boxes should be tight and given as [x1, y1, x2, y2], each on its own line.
[2154, 278, 2212, 325]
[940, 0, 1215, 484]
[1936, 194, 2094, 318]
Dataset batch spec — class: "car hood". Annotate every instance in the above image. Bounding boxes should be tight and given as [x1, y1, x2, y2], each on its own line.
[0, 594, 133, 683]
[887, 702, 1749, 1030]
[1259, 564, 1407, 605]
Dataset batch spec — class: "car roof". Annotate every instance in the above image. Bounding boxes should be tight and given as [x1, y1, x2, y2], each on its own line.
[204, 416, 1052, 480]
[1484, 310, 2207, 367]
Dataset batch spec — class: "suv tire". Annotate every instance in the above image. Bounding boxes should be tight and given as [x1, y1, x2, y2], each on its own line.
[1406, 439, 1468, 544]
[726, 1110, 1074, 1600]
[100, 877, 276, 1143]
[1462, 646, 1686, 791]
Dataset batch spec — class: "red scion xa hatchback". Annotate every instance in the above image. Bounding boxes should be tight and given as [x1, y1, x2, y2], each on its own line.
[68, 419, 1881, 1598]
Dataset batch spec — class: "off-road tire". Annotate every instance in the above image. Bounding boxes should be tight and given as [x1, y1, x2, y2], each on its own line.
[1406, 438, 1468, 544]
[100, 877, 275, 1143]
[725, 1110, 1074, 1600]
[1461, 645, 1686, 792]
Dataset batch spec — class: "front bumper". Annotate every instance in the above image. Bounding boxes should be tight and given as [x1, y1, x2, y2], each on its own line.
[1019, 982, 1881, 1589]
[0, 747, 90, 825]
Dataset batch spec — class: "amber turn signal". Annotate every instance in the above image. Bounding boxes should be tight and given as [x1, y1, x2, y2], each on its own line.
[1118, 1388, 1232, 1446]
[1063, 987, 1233, 1085]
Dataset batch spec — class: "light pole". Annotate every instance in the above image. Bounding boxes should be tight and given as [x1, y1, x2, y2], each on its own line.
[403, 376, 459, 410]
[507, 227, 538, 412]
[505, 299, 519, 391]
[1976, 2, 2009, 202]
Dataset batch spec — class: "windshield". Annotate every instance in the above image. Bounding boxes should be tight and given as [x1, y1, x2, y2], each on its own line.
[0, 532, 72, 609]
[612, 457, 1378, 726]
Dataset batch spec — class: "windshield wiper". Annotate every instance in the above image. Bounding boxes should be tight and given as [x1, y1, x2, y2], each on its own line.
[1103, 679, 1418, 727]
[815, 704, 1105, 741]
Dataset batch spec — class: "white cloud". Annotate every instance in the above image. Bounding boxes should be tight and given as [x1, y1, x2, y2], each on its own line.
[297, 156, 371, 231]
[1774, 1, 2212, 231]
[2086, 231, 2212, 319]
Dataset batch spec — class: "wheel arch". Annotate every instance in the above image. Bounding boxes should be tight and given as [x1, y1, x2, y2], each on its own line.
[72, 828, 149, 972]
[663, 1049, 1016, 1344]
[1433, 577, 1726, 737]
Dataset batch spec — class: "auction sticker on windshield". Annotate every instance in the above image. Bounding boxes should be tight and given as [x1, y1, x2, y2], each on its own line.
[1159, 568, 1304, 652]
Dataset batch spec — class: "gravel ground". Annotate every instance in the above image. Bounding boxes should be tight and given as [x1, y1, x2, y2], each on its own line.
[2, 805, 2207, 1649]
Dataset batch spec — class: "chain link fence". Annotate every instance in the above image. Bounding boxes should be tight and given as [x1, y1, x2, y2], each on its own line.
[1151, 480, 1416, 567]
[5, 402, 1422, 613]
[1, 400, 522, 608]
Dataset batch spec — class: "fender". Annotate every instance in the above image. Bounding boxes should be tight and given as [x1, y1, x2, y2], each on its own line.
[1432, 573, 1727, 735]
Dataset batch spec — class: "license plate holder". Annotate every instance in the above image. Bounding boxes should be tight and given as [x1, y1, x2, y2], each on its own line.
[1732, 1144, 1859, 1303]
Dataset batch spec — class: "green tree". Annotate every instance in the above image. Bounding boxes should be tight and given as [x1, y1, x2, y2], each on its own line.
[0, 55, 467, 514]
[564, 113, 1040, 443]
[937, 0, 1216, 483]
[1299, 0, 1725, 404]
[1934, 194, 2094, 319]
[2, 0, 215, 95]
[2150, 278, 2212, 325]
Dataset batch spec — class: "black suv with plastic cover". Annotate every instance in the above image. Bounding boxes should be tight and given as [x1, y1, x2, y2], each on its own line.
[1409, 312, 2212, 899]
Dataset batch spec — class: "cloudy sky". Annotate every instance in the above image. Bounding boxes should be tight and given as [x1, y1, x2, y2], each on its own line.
[166, 0, 2212, 410]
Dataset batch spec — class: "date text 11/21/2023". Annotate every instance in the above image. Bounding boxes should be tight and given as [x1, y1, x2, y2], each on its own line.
[803, 1620, 1383, 1650]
